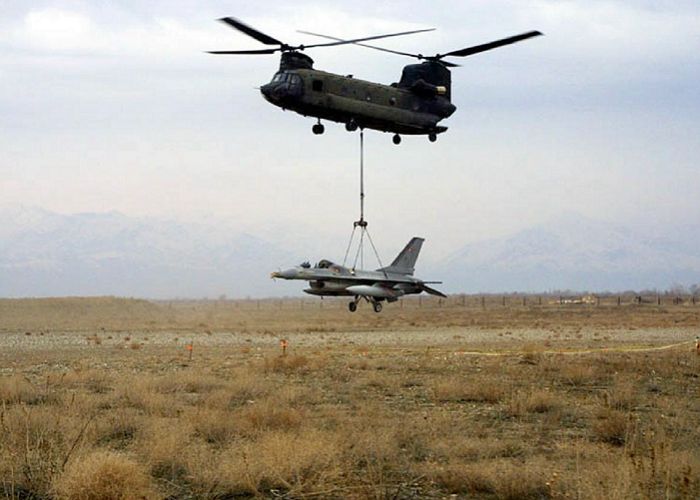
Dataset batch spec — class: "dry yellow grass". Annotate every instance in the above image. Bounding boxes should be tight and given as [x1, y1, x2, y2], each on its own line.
[53, 450, 157, 499]
[0, 297, 699, 498]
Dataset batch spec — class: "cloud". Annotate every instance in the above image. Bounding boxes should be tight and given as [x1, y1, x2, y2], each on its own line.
[21, 8, 94, 51]
[7, 6, 231, 62]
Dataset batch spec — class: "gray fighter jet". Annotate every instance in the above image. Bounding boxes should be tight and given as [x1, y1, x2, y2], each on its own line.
[271, 237, 446, 312]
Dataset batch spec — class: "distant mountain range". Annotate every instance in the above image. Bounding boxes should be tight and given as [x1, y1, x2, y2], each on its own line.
[434, 214, 700, 293]
[0, 206, 298, 298]
[1, 206, 698, 297]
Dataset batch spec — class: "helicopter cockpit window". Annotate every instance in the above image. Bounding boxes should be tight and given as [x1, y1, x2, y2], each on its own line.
[312, 79, 323, 92]
[288, 74, 302, 91]
[272, 72, 290, 83]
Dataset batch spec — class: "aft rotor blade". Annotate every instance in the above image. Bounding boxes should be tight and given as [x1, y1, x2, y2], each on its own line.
[422, 285, 447, 298]
[297, 28, 435, 52]
[300, 28, 435, 49]
[207, 49, 278, 55]
[441, 30, 543, 58]
[218, 17, 284, 46]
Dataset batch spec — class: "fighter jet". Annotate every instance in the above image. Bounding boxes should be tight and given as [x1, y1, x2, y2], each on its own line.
[271, 237, 446, 312]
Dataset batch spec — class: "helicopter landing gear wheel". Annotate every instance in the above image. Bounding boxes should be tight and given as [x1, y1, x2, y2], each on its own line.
[428, 133, 437, 143]
[392, 134, 401, 145]
[348, 301, 357, 312]
[345, 119, 358, 132]
[312, 123, 325, 135]
[372, 302, 383, 313]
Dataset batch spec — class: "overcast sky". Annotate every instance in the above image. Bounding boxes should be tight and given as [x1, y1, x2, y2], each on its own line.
[2, 1, 699, 259]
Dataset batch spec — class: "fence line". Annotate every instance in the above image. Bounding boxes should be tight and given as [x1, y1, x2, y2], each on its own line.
[186, 293, 699, 311]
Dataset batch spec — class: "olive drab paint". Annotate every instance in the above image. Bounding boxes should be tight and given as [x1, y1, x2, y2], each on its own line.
[209, 17, 542, 143]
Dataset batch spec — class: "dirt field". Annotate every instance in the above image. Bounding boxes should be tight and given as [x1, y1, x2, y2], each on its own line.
[1, 297, 699, 499]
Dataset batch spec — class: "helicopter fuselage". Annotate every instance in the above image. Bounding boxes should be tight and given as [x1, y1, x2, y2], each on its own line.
[210, 18, 541, 141]
[259, 57, 456, 137]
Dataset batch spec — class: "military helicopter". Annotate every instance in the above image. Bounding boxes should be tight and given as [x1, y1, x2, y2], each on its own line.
[209, 17, 542, 144]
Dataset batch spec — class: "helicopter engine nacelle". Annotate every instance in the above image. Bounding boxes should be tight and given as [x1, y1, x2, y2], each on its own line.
[410, 79, 448, 97]
[279, 51, 314, 71]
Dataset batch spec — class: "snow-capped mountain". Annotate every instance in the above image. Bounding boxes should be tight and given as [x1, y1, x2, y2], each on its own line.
[0, 206, 299, 298]
[2, 206, 698, 297]
[434, 214, 700, 293]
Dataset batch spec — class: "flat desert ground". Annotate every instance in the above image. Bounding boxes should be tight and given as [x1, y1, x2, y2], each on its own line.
[1, 296, 699, 499]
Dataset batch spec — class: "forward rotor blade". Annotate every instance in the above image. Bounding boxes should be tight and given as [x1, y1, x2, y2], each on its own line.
[218, 17, 284, 46]
[441, 30, 543, 58]
[297, 28, 434, 52]
[207, 49, 278, 55]
[422, 285, 447, 298]
[436, 60, 460, 68]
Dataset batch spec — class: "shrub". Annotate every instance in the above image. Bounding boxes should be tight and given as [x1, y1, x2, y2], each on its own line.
[433, 377, 505, 404]
[593, 409, 629, 446]
[53, 450, 156, 499]
[0, 376, 44, 405]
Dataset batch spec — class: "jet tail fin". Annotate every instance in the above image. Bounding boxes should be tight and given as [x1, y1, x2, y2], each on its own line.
[378, 237, 424, 276]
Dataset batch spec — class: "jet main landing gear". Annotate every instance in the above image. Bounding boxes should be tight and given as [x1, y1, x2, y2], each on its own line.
[348, 297, 383, 313]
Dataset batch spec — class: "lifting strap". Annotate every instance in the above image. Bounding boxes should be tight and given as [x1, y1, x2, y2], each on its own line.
[342, 130, 386, 275]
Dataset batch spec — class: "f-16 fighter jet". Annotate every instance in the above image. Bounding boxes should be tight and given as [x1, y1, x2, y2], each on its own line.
[271, 237, 446, 312]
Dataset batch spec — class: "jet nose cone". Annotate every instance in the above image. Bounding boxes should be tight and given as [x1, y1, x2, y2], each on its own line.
[270, 268, 297, 280]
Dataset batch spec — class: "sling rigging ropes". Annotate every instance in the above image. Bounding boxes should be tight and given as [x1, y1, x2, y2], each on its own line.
[342, 131, 386, 275]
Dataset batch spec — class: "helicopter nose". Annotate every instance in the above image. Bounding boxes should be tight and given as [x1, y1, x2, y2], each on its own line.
[260, 83, 281, 102]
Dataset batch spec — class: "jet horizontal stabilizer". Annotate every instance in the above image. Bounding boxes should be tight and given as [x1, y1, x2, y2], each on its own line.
[422, 284, 447, 298]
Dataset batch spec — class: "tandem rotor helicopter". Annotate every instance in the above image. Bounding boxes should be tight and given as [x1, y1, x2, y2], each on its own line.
[209, 17, 542, 144]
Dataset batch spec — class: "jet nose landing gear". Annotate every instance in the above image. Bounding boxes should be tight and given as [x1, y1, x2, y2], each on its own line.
[372, 301, 383, 313]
